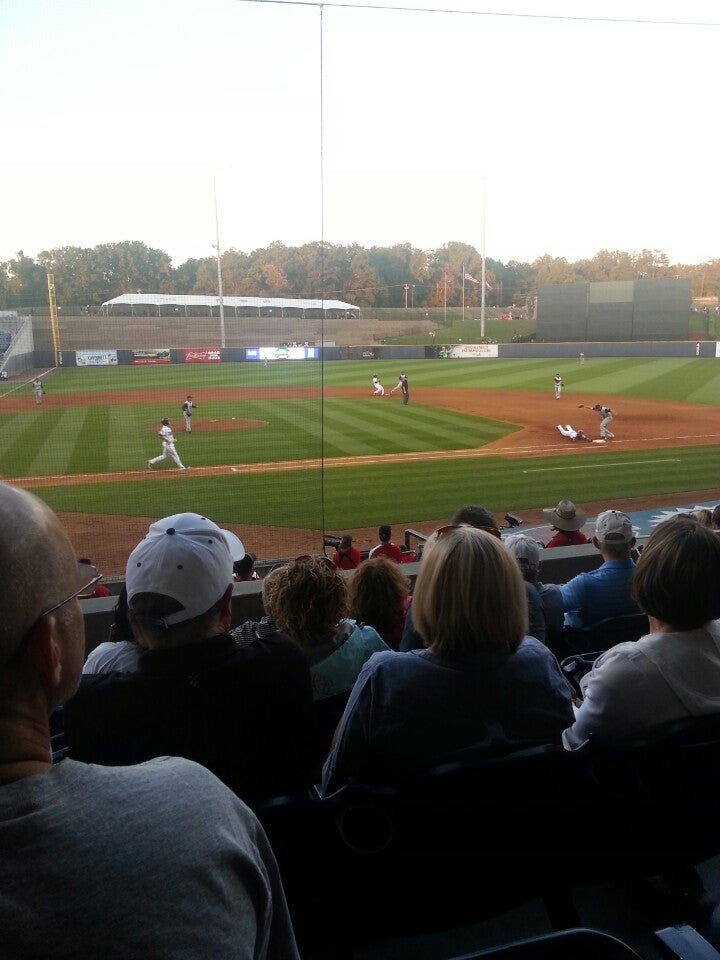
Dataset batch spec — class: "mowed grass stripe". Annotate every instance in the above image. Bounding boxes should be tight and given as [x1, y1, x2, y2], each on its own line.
[31, 445, 720, 531]
[1, 410, 67, 476]
[66, 407, 110, 474]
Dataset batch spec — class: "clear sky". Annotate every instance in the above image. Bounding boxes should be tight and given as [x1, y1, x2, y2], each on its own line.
[2, 0, 718, 268]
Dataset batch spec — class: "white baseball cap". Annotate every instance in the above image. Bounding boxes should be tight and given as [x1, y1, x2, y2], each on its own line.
[221, 529, 246, 562]
[504, 533, 542, 566]
[126, 512, 233, 625]
[595, 510, 634, 544]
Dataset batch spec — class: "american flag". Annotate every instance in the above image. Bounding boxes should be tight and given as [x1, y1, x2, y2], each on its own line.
[463, 272, 479, 284]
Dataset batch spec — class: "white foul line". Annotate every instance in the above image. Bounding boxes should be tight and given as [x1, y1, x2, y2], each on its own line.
[523, 458, 680, 474]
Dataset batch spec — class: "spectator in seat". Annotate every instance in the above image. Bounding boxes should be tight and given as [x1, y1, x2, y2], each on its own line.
[560, 509, 640, 629]
[368, 524, 403, 562]
[332, 533, 361, 569]
[543, 499, 589, 548]
[64, 513, 317, 805]
[695, 508, 713, 528]
[564, 514, 720, 748]
[347, 556, 411, 650]
[0, 484, 300, 959]
[265, 554, 389, 701]
[322, 525, 574, 794]
[504, 533, 564, 656]
[83, 584, 145, 673]
[711, 504, 720, 531]
[400, 504, 547, 650]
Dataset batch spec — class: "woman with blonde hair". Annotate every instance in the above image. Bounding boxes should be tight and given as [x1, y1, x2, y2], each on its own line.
[322, 526, 574, 793]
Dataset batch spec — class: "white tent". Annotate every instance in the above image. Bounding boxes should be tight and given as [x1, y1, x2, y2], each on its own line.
[100, 293, 360, 318]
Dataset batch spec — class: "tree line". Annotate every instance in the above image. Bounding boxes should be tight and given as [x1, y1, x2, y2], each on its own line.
[1, 239, 718, 312]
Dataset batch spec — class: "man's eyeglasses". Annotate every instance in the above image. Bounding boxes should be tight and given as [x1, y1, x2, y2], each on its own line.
[3, 562, 102, 668]
[40, 562, 103, 617]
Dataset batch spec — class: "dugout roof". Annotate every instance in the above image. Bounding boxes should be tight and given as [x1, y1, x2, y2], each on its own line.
[100, 294, 360, 318]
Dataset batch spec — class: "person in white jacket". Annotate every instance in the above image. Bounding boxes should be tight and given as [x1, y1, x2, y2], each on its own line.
[564, 515, 720, 749]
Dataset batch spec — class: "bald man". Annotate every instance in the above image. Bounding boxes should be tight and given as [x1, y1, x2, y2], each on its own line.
[0, 484, 300, 960]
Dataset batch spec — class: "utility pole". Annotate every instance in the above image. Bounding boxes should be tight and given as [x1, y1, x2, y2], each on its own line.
[213, 177, 226, 349]
[404, 283, 409, 308]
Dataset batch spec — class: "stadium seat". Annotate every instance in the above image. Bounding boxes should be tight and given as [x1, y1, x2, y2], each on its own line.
[559, 613, 649, 658]
[446, 927, 643, 959]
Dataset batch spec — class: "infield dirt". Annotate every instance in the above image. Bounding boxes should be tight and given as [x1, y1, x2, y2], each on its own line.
[5, 385, 717, 575]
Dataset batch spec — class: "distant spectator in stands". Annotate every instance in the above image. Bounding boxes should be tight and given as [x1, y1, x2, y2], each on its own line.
[332, 533, 361, 570]
[79, 557, 110, 597]
[560, 509, 640, 629]
[712, 504, 720, 531]
[504, 534, 564, 655]
[0, 486, 301, 960]
[234, 552, 259, 581]
[65, 513, 316, 804]
[695, 508, 713, 528]
[265, 555, 389, 701]
[323, 526, 574, 793]
[347, 556, 411, 650]
[400, 504, 546, 650]
[368, 524, 403, 563]
[542, 499, 589, 548]
[564, 515, 720, 748]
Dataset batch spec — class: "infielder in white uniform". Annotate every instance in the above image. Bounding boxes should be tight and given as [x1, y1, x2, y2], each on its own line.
[556, 424, 590, 441]
[181, 395, 196, 433]
[553, 373, 563, 400]
[372, 375, 385, 396]
[148, 418, 188, 471]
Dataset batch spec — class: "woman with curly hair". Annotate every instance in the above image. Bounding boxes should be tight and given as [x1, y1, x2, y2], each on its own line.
[264, 555, 389, 702]
[347, 556, 411, 650]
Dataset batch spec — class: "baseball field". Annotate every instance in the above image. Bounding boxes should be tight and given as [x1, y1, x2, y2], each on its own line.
[1, 356, 718, 575]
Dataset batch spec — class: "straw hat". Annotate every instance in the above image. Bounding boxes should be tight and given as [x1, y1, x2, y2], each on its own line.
[542, 499, 586, 531]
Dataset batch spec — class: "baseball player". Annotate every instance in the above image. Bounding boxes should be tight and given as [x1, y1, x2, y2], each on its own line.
[32, 378, 45, 405]
[556, 424, 590, 441]
[578, 403, 615, 441]
[553, 373, 564, 400]
[181, 395, 196, 433]
[148, 418, 189, 471]
[372, 375, 385, 396]
[390, 372, 410, 405]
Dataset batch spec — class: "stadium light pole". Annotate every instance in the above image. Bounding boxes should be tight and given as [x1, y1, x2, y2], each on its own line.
[213, 177, 226, 349]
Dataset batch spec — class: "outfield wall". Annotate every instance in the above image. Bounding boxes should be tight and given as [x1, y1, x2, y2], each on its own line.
[35, 339, 718, 368]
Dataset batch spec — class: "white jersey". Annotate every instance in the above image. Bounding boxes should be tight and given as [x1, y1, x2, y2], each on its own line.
[159, 424, 175, 444]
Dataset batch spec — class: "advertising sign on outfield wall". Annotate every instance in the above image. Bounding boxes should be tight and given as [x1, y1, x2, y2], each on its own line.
[76, 349, 118, 366]
[442, 344, 499, 359]
[131, 349, 170, 365]
[184, 348, 221, 363]
[247, 346, 319, 361]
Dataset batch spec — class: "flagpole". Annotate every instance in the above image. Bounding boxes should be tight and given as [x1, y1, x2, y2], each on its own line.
[480, 179, 486, 339]
[462, 262, 466, 324]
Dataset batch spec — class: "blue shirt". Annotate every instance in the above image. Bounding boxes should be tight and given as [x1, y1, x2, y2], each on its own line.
[560, 558, 639, 629]
[322, 637, 574, 793]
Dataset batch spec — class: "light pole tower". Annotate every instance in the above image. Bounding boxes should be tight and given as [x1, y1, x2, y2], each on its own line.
[213, 177, 226, 349]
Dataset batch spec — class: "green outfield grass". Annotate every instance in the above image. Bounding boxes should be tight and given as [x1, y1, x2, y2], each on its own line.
[3, 358, 718, 537]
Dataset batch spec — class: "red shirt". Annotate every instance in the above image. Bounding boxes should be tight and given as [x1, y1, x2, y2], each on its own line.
[545, 529, 589, 549]
[333, 547, 362, 569]
[368, 542, 403, 563]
